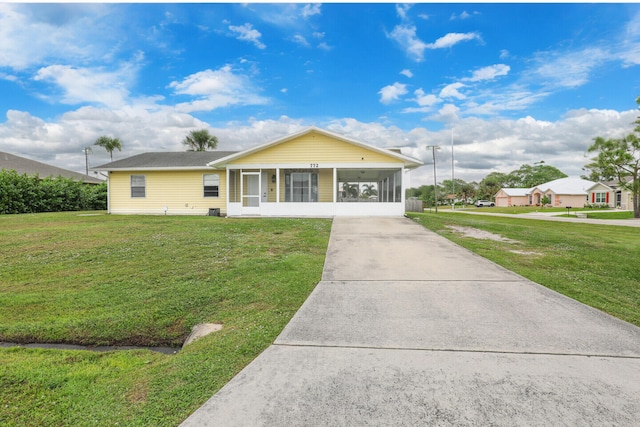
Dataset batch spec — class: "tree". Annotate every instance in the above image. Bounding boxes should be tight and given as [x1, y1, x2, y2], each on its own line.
[586, 97, 640, 218]
[94, 136, 122, 161]
[341, 182, 359, 199]
[478, 172, 509, 200]
[361, 183, 378, 198]
[182, 129, 218, 152]
[506, 161, 567, 188]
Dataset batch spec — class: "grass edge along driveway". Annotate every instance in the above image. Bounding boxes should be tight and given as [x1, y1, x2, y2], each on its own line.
[0, 213, 331, 427]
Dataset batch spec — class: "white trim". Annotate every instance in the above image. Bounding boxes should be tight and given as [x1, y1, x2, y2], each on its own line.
[226, 162, 405, 170]
[227, 201, 404, 217]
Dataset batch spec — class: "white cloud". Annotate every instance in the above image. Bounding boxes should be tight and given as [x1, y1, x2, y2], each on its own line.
[500, 49, 510, 59]
[301, 3, 321, 19]
[465, 64, 510, 82]
[439, 83, 466, 100]
[34, 63, 138, 108]
[413, 88, 438, 107]
[528, 47, 610, 89]
[427, 32, 481, 49]
[400, 69, 413, 78]
[169, 65, 269, 112]
[291, 34, 310, 47]
[450, 11, 471, 20]
[388, 27, 481, 62]
[396, 4, 412, 20]
[0, 4, 113, 70]
[388, 24, 428, 62]
[378, 82, 408, 104]
[229, 23, 266, 49]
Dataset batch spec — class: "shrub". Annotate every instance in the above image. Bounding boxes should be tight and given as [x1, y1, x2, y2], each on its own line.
[0, 169, 107, 214]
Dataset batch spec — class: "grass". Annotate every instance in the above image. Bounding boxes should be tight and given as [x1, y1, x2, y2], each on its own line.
[408, 212, 640, 329]
[437, 205, 579, 214]
[583, 211, 635, 219]
[0, 212, 331, 426]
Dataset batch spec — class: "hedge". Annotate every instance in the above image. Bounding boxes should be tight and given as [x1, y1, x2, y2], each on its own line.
[0, 169, 107, 214]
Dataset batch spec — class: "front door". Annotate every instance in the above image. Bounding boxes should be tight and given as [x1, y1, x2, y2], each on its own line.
[242, 172, 260, 215]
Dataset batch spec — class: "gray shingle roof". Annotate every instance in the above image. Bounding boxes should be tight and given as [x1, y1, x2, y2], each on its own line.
[93, 151, 238, 170]
[0, 151, 103, 184]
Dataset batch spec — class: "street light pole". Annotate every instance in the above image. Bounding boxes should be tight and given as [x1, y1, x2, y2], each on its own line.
[83, 147, 92, 175]
[426, 145, 440, 213]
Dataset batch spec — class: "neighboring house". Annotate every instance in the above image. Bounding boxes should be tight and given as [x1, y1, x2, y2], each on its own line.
[93, 127, 423, 217]
[587, 179, 634, 209]
[0, 151, 104, 184]
[495, 177, 597, 208]
[494, 188, 529, 207]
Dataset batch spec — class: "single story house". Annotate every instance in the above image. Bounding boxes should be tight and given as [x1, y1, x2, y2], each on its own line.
[494, 177, 597, 208]
[1, 151, 103, 184]
[587, 179, 634, 209]
[93, 126, 423, 217]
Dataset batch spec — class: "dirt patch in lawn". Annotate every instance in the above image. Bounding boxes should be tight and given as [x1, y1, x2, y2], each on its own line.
[446, 226, 543, 256]
[446, 225, 520, 243]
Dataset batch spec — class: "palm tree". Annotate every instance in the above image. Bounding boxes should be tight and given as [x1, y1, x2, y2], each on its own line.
[182, 129, 218, 152]
[341, 182, 359, 199]
[361, 184, 378, 198]
[94, 136, 123, 161]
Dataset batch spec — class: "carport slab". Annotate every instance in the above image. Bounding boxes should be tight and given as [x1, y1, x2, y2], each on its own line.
[276, 280, 640, 357]
[180, 345, 640, 426]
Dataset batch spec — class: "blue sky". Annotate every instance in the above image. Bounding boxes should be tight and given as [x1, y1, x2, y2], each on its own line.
[1, 3, 639, 185]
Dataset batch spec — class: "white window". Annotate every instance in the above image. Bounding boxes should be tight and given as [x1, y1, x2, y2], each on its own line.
[131, 175, 146, 198]
[595, 192, 607, 203]
[203, 174, 220, 198]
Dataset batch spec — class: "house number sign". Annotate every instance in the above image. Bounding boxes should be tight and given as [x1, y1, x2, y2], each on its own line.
[310, 163, 319, 168]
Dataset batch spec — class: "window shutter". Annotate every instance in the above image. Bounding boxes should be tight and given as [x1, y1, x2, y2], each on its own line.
[591, 193, 595, 203]
[606, 192, 609, 203]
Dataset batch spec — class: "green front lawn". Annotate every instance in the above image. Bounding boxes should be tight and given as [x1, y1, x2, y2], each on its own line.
[0, 212, 331, 426]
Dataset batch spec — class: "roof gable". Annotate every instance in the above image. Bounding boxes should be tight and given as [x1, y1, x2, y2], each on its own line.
[499, 188, 530, 197]
[208, 127, 423, 169]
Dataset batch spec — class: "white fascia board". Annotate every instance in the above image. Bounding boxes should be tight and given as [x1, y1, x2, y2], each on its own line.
[225, 162, 406, 170]
[93, 166, 215, 172]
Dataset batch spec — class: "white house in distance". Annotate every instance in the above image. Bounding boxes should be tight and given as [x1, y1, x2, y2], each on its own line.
[94, 127, 423, 217]
[495, 177, 597, 208]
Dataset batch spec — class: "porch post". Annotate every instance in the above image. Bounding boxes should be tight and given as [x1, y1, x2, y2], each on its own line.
[333, 167, 337, 203]
[276, 167, 280, 203]
[226, 167, 230, 214]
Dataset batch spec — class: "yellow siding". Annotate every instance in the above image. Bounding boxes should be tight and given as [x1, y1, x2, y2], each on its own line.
[109, 170, 227, 214]
[318, 169, 333, 202]
[230, 132, 402, 165]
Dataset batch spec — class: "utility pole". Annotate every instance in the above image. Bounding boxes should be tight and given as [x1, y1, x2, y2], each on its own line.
[451, 129, 455, 210]
[83, 147, 92, 175]
[426, 145, 440, 213]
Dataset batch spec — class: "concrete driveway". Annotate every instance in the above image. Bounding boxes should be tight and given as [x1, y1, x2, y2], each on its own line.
[181, 217, 640, 426]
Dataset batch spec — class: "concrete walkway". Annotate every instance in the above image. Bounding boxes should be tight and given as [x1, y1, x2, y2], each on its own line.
[181, 217, 640, 426]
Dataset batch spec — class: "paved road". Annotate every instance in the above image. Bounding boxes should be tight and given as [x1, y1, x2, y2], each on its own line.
[181, 217, 640, 426]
